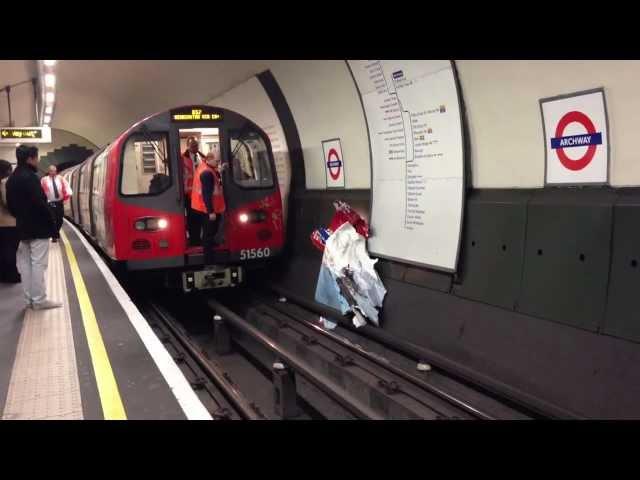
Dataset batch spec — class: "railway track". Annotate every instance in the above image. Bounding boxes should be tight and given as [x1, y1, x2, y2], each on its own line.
[135, 285, 537, 420]
[209, 291, 535, 420]
[139, 301, 266, 420]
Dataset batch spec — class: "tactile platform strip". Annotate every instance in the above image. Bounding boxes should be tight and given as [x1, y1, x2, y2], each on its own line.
[2, 243, 83, 420]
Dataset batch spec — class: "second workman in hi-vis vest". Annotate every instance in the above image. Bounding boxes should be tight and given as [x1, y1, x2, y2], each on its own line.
[191, 150, 227, 265]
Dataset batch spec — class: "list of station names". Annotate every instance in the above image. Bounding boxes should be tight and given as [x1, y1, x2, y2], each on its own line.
[348, 60, 464, 270]
[357, 60, 450, 231]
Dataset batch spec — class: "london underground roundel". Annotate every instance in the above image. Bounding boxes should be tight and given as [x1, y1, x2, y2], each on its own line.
[541, 89, 609, 185]
[322, 138, 345, 188]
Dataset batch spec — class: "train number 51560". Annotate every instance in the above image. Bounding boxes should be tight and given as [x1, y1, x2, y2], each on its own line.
[240, 248, 271, 260]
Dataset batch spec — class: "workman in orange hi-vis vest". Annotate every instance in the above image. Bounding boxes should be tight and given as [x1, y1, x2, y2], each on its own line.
[40, 164, 72, 243]
[182, 136, 206, 246]
[191, 149, 226, 265]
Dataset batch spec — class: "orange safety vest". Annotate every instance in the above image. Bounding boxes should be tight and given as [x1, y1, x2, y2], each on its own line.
[41, 175, 70, 201]
[191, 162, 226, 214]
[182, 151, 203, 196]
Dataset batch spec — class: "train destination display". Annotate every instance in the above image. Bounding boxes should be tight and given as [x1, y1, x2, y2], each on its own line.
[171, 107, 222, 122]
[348, 60, 464, 272]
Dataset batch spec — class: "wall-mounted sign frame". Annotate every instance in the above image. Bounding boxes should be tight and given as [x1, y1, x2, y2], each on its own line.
[322, 138, 345, 189]
[540, 88, 610, 186]
[346, 60, 466, 273]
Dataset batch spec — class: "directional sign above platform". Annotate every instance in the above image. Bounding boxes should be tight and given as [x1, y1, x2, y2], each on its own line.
[0, 126, 52, 144]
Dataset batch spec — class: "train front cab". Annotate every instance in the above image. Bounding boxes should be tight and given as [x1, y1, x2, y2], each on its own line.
[115, 106, 284, 291]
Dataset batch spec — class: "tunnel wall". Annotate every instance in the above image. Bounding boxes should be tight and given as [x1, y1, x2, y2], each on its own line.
[208, 61, 640, 418]
[275, 187, 640, 418]
[456, 60, 640, 188]
[262, 60, 640, 190]
[268, 60, 371, 190]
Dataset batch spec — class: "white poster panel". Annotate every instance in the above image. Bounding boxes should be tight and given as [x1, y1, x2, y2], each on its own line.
[347, 60, 465, 272]
[208, 76, 292, 221]
[322, 138, 345, 188]
[541, 89, 609, 185]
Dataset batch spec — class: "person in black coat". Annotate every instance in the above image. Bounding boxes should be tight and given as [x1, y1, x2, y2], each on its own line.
[5, 145, 61, 310]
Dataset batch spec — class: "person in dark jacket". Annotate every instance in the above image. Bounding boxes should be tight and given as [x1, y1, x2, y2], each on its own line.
[0, 159, 21, 283]
[6, 145, 61, 310]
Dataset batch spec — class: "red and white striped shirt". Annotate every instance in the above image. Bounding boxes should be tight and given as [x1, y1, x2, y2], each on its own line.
[41, 175, 72, 202]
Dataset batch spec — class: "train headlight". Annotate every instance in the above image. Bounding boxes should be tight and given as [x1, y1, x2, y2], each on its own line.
[134, 217, 169, 231]
[238, 210, 267, 224]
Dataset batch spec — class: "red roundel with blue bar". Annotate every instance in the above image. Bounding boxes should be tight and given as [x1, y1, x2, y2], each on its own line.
[327, 148, 342, 180]
[550, 111, 603, 171]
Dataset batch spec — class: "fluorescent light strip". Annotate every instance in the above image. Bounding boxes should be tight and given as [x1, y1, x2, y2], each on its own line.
[45, 73, 55, 88]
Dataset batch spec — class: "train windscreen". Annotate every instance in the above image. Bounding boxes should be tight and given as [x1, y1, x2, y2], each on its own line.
[230, 128, 273, 189]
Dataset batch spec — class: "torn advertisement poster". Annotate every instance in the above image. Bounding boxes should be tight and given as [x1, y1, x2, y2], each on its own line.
[331, 200, 369, 238]
[318, 316, 337, 330]
[315, 221, 387, 327]
[311, 227, 333, 252]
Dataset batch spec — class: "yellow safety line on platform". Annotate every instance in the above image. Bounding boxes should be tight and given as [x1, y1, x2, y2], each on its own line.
[60, 230, 127, 420]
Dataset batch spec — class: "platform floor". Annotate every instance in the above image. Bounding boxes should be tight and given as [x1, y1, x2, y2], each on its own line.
[0, 221, 211, 420]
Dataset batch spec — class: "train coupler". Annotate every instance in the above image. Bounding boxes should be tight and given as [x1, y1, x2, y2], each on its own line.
[182, 265, 244, 292]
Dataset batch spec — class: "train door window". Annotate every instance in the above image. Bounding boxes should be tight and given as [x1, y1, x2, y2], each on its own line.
[79, 160, 92, 231]
[92, 149, 108, 243]
[229, 127, 274, 188]
[71, 168, 79, 221]
[179, 128, 220, 161]
[120, 132, 170, 196]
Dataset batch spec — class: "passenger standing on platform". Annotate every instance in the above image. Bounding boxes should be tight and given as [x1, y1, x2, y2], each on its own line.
[182, 137, 205, 246]
[0, 159, 21, 284]
[41, 165, 72, 243]
[191, 150, 226, 265]
[6, 145, 61, 310]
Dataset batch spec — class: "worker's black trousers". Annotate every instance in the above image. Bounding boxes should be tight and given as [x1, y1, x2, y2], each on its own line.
[48, 201, 64, 240]
[203, 214, 223, 266]
[186, 195, 203, 246]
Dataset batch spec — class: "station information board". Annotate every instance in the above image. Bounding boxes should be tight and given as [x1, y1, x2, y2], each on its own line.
[0, 126, 52, 144]
[347, 60, 465, 272]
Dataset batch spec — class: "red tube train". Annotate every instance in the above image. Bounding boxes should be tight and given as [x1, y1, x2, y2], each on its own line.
[61, 105, 285, 291]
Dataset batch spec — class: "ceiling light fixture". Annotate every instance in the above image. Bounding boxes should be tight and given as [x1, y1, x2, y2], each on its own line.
[44, 74, 56, 88]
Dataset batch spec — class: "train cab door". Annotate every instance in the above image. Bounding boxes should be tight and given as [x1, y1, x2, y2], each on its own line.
[173, 125, 225, 254]
[118, 124, 182, 260]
